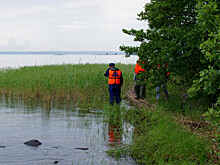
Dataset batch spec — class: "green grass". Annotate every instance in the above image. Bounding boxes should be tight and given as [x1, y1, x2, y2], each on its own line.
[0, 64, 134, 108]
[105, 82, 212, 164]
[107, 107, 211, 164]
[131, 112, 210, 164]
[158, 84, 209, 119]
[144, 83, 209, 119]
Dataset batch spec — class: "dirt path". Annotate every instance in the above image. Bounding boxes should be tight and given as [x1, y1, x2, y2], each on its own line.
[125, 86, 155, 109]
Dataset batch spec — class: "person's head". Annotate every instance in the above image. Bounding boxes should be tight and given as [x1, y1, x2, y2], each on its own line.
[109, 63, 115, 68]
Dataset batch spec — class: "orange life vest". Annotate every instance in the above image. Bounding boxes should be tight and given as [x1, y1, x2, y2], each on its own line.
[108, 69, 122, 85]
[135, 62, 145, 74]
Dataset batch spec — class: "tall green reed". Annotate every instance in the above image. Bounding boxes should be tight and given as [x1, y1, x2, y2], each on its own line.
[0, 64, 135, 108]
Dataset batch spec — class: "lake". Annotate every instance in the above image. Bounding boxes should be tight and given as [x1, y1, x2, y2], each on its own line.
[0, 98, 134, 165]
[0, 52, 136, 164]
[0, 52, 138, 68]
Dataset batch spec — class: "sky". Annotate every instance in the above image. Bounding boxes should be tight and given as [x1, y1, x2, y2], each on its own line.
[0, 0, 150, 51]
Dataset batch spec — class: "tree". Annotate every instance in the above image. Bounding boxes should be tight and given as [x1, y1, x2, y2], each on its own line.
[121, 0, 220, 136]
[121, 0, 206, 88]
[189, 0, 220, 131]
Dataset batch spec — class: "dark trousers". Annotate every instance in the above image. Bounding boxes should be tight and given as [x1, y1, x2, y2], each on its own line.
[156, 85, 169, 100]
[109, 84, 121, 104]
[134, 81, 146, 99]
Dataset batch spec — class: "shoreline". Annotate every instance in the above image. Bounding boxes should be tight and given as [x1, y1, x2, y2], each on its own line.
[0, 54, 138, 69]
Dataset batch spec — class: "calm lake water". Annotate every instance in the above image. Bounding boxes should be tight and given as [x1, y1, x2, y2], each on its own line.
[0, 52, 136, 164]
[0, 53, 138, 68]
[0, 98, 134, 165]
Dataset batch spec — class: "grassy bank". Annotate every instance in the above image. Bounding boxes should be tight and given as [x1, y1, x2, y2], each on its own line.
[105, 83, 215, 163]
[0, 64, 134, 108]
[0, 64, 216, 164]
[125, 109, 211, 164]
[106, 91, 212, 164]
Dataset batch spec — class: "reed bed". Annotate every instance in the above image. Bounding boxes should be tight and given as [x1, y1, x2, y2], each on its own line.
[0, 64, 135, 108]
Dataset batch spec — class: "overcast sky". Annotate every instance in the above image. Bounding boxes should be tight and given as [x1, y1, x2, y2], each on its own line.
[0, 0, 150, 51]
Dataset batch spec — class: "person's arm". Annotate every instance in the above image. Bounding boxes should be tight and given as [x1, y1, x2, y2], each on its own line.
[104, 68, 110, 77]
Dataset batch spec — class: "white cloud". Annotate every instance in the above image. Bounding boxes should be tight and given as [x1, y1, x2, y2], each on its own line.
[53, 24, 88, 29]
[62, 1, 96, 9]
[0, 36, 30, 50]
[0, 6, 56, 19]
[0, 0, 150, 51]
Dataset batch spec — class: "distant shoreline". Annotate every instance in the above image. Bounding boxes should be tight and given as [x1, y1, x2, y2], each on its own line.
[0, 51, 126, 55]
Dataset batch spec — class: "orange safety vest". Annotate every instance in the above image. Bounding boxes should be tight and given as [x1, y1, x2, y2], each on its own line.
[135, 62, 145, 74]
[108, 69, 122, 85]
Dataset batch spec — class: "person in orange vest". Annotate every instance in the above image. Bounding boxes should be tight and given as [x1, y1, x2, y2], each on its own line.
[134, 59, 146, 99]
[104, 63, 123, 105]
[156, 63, 169, 100]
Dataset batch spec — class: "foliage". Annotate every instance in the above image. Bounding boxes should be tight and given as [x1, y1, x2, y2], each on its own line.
[120, 0, 219, 134]
[120, 0, 205, 88]
[120, 1, 220, 160]
[189, 0, 220, 99]
[188, 0, 220, 139]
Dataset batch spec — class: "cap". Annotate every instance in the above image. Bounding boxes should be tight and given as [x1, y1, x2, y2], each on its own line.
[109, 63, 115, 67]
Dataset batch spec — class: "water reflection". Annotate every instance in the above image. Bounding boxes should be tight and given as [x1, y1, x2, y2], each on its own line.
[0, 96, 135, 165]
[108, 110, 122, 147]
[108, 124, 122, 147]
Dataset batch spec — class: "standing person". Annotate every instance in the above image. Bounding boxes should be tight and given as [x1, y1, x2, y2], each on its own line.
[156, 63, 169, 100]
[134, 59, 146, 99]
[104, 63, 123, 105]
